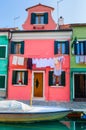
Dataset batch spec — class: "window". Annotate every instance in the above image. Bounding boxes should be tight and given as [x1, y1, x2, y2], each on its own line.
[54, 41, 69, 55]
[12, 71, 28, 85]
[11, 41, 24, 54]
[0, 46, 6, 58]
[35, 14, 44, 24]
[74, 41, 86, 55]
[31, 13, 48, 24]
[0, 75, 6, 89]
[48, 71, 65, 86]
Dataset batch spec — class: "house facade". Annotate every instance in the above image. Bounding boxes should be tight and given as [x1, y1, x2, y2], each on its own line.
[0, 31, 9, 98]
[7, 4, 72, 101]
[70, 24, 86, 101]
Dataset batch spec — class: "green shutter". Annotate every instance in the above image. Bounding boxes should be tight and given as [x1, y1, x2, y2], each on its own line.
[61, 71, 65, 86]
[0, 76, 5, 88]
[84, 41, 86, 55]
[54, 41, 58, 54]
[11, 42, 15, 54]
[74, 43, 77, 55]
[44, 13, 48, 24]
[12, 71, 17, 84]
[20, 41, 24, 54]
[65, 41, 69, 54]
[0, 46, 6, 58]
[31, 13, 36, 24]
[24, 71, 28, 85]
[48, 71, 53, 86]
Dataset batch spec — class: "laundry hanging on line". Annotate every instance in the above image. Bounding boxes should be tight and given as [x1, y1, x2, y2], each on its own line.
[12, 56, 24, 65]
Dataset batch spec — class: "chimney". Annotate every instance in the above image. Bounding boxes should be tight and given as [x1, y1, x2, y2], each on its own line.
[58, 16, 64, 25]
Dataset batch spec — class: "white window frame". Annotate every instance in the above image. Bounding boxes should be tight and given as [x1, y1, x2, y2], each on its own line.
[12, 69, 28, 86]
[0, 45, 7, 59]
[0, 74, 7, 90]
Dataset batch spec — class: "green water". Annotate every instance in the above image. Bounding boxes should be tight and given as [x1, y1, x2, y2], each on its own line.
[0, 120, 85, 130]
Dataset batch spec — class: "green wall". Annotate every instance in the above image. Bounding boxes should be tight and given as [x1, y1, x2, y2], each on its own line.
[71, 26, 86, 68]
[70, 26, 86, 100]
[0, 35, 9, 90]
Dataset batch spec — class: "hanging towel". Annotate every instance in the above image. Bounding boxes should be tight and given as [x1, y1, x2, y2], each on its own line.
[27, 58, 32, 69]
[54, 69, 62, 76]
[75, 56, 80, 64]
[12, 56, 18, 65]
[48, 58, 54, 68]
[18, 56, 24, 65]
[37, 58, 43, 68]
[80, 56, 84, 63]
[85, 56, 86, 64]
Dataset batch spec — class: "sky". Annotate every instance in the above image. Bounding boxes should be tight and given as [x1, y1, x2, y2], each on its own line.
[0, 0, 86, 29]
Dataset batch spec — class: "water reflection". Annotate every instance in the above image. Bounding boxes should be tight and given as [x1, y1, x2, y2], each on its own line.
[0, 120, 85, 130]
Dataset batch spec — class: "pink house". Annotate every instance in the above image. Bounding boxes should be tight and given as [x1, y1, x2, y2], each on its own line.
[8, 4, 72, 101]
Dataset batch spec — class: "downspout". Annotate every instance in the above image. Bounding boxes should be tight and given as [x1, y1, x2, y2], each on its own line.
[6, 31, 12, 99]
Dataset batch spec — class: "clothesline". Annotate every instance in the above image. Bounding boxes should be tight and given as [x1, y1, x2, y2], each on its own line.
[12, 56, 65, 71]
[76, 55, 86, 64]
[12, 56, 24, 65]
[32, 56, 64, 68]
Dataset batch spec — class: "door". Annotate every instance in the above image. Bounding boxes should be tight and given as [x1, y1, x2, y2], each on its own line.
[33, 72, 43, 98]
[74, 74, 86, 99]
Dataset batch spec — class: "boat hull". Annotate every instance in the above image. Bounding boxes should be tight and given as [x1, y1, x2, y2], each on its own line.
[0, 111, 70, 122]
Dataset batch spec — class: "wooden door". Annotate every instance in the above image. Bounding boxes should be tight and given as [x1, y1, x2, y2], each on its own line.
[74, 74, 86, 98]
[34, 72, 43, 97]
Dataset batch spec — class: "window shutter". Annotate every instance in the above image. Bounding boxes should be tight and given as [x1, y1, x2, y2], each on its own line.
[80, 42, 84, 55]
[0, 76, 5, 88]
[44, 13, 48, 24]
[20, 41, 24, 54]
[74, 43, 77, 55]
[31, 13, 36, 24]
[48, 71, 53, 86]
[24, 71, 28, 85]
[61, 71, 65, 86]
[65, 41, 69, 54]
[0, 46, 6, 58]
[83, 41, 86, 55]
[11, 42, 15, 54]
[12, 71, 17, 84]
[54, 41, 58, 54]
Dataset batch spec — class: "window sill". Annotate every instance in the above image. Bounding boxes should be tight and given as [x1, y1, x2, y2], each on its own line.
[13, 84, 27, 86]
[33, 24, 45, 25]
[0, 58, 7, 59]
[50, 85, 64, 88]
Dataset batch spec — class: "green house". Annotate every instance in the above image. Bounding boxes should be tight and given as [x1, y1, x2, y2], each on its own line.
[0, 33, 9, 98]
[70, 24, 86, 101]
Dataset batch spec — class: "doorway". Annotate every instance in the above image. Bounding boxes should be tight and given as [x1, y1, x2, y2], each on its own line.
[74, 73, 86, 99]
[33, 71, 44, 98]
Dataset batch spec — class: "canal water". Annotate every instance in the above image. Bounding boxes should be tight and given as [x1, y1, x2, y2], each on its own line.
[0, 119, 85, 130]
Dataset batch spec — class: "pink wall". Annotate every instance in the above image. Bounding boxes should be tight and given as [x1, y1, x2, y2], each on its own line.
[25, 39, 54, 58]
[22, 4, 57, 30]
[8, 3, 70, 101]
[45, 68, 70, 101]
[8, 39, 70, 101]
[8, 67, 32, 100]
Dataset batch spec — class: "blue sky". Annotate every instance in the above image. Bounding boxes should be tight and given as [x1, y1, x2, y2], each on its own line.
[0, 0, 86, 29]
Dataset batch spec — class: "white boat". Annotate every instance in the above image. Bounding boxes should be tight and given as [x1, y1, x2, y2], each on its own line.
[0, 100, 72, 123]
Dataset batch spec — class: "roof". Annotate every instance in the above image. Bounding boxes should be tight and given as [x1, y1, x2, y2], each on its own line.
[70, 23, 86, 27]
[0, 27, 19, 31]
[26, 3, 54, 11]
[59, 24, 71, 30]
[59, 23, 86, 29]
[11, 29, 72, 33]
